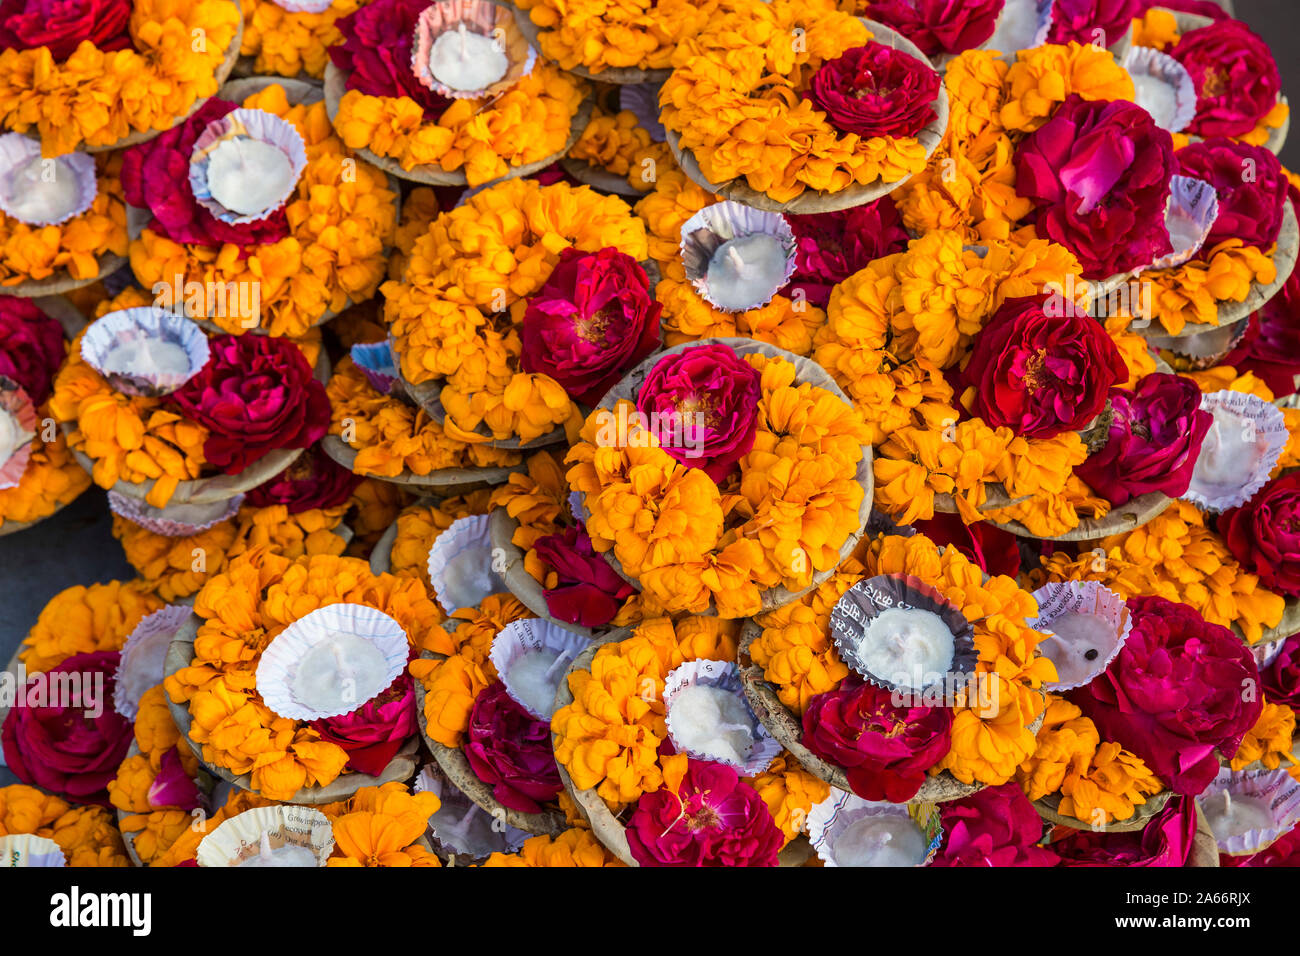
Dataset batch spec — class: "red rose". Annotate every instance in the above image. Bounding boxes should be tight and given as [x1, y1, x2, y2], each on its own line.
[804, 41, 941, 139]
[912, 512, 1022, 578]
[1074, 373, 1212, 506]
[330, 0, 451, 117]
[1015, 94, 1174, 279]
[1046, 0, 1143, 48]
[310, 673, 417, 777]
[168, 334, 330, 475]
[0, 296, 65, 405]
[532, 523, 635, 628]
[0, 651, 132, 808]
[802, 678, 952, 802]
[0, 0, 132, 61]
[861, 0, 1003, 57]
[1139, 0, 1228, 19]
[520, 247, 661, 405]
[146, 746, 202, 812]
[1261, 636, 1300, 709]
[1054, 796, 1198, 866]
[1069, 595, 1262, 795]
[625, 759, 783, 866]
[463, 681, 562, 814]
[245, 443, 363, 513]
[1218, 472, 1300, 599]
[635, 343, 761, 482]
[1171, 20, 1281, 139]
[958, 295, 1127, 439]
[933, 783, 1060, 866]
[121, 99, 291, 249]
[784, 199, 909, 309]
[1176, 139, 1288, 254]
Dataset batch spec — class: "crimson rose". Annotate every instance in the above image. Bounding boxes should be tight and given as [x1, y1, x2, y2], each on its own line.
[1176, 139, 1287, 253]
[932, 783, 1060, 866]
[784, 199, 909, 309]
[330, 0, 451, 116]
[532, 523, 635, 628]
[860, 0, 1002, 57]
[311, 674, 417, 777]
[805, 41, 941, 139]
[1047, 0, 1142, 48]
[1054, 796, 1198, 866]
[0, 296, 65, 404]
[1218, 471, 1300, 599]
[0, 0, 132, 60]
[463, 681, 562, 814]
[1260, 636, 1300, 710]
[1171, 20, 1281, 139]
[245, 443, 363, 513]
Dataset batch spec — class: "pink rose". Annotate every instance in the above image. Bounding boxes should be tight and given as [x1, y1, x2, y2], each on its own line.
[463, 681, 562, 814]
[1176, 139, 1288, 254]
[330, 0, 451, 117]
[1047, 0, 1143, 48]
[245, 443, 363, 514]
[1171, 20, 1281, 139]
[861, 0, 1003, 57]
[1053, 796, 1198, 866]
[784, 199, 909, 309]
[310, 674, 417, 777]
[1218, 472, 1300, 600]
[933, 783, 1060, 866]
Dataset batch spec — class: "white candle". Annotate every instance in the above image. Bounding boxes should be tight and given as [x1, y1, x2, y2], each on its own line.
[104, 340, 193, 380]
[429, 801, 506, 858]
[1041, 612, 1115, 685]
[4, 154, 83, 224]
[429, 25, 508, 92]
[1192, 406, 1259, 489]
[1205, 790, 1274, 842]
[983, 0, 1042, 57]
[206, 138, 294, 217]
[1132, 73, 1180, 131]
[0, 407, 33, 464]
[833, 815, 928, 867]
[292, 632, 390, 715]
[704, 234, 789, 311]
[236, 831, 319, 868]
[439, 542, 499, 610]
[505, 648, 573, 719]
[858, 608, 955, 690]
[668, 684, 755, 766]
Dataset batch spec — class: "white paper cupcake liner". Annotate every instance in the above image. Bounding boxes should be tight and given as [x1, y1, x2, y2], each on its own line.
[426, 513, 506, 614]
[1251, 637, 1288, 670]
[188, 108, 308, 225]
[662, 659, 781, 775]
[0, 834, 66, 867]
[1184, 390, 1288, 512]
[79, 307, 210, 397]
[1122, 46, 1197, 134]
[830, 574, 978, 696]
[255, 602, 410, 721]
[0, 133, 97, 227]
[488, 618, 590, 721]
[114, 604, 195, 719]
[567, 490, 587, 525]
[107, 490, 244, 537]
[806, 792, 942, 867]
[619, 83, 667, 142]
[1149, 175, 1220, 272]
[983, 0, 1053, 60]
[268, 0, 335, 11]
[196, 805, 334, 867]
[1143, 317, 1246, 363]
[680, 201, 797, 314]
[1199, 767, 1300, 857]
[350, 340, 400, 395]
[1028, 580, 1132, 691]
[410, 0, 536, 100]
[414, 764, 529, 857]
[0, 379, 36, 491]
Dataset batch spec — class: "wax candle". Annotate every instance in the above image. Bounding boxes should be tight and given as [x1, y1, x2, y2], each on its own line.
[236, 831, 319, 867]
[206, 138, 294, 217]
[292, 632, 390, 715]
[505, 647, 575, 719]
[833, 815, 928, 867]
[1205, 790, 1274, 842]
[857, 607, 955, 690]
[1041, 612, 1116, 686]
[705, 234, 790, 312]
[429, 801, 506, 859]
[439, 542, 499, 611]
[668, 684, 755, 766]
[429, 24, 508, 92]
[1192, 406, 1259, 489]
[1132, 73, 1179, 131]
[103, 339, 194, 381]
[3, 153, 85, 225]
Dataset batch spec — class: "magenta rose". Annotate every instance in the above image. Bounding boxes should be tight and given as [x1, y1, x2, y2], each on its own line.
[932, 783, 1060, 866]
[1139, 0, 1229, 19]
[635, 343, 761, 482]
[463, 681, 562, 814]
[121, 99, 291, 249]
[330, 0, 451, 116]
[1069, 595, 1262, 795]
[801, 678, 952, 802]
[957, 295, 1128, 439]
[520, 247, 661, 405]
[1074, 373, 1212, 506]
[1, 651, 132, 808]
[1015, 94, 1174, 279]
[1218, 472, 1300, 599]
[1171, 20, 1281, 139]
[532, 523, 635, 628]
[168, 333, 330, 474]
[0, 0, 132, 60]
[1054, 796, 1198, 866]
[1046, 0, 1142, 48]
[310, 674, 417, 777]
[1176, 139, 1287, 253]
[625, 759, 783, 867]
[146, 747, 202, 812]
[1261, 637, 1300, 710]
[912, 513, 1022, 578]
[0, 296, 65, 405]
[861, 0, 1002, 57]
[245, 443, 363, 513]
[804, 41, 941, 139]
[784, 199, 909, 308]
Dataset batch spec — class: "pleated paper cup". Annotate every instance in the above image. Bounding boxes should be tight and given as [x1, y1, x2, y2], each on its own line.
[1028, 581, 1132, 691]
[1183, 390, 1289, 512]
[196, 805, 334, 867]
[79, 307, 210, 397]
[619, 82, 666, 142]
[411, 0, 536, 101]
[188, 108, 308, 225]
[414, 763, 529, 861]
[489, 618, 591, 721]
[980, 0, 1052, 61]
[255, 603, 410, 721]
[806, 792, 942, 867]
[0, 834, 66, 867]
[108, 490, 243, 537]
[1149, 175, 1219, 271]
[114, 604, 196, 719]
[679, 201, 796, 314]
[1199, 767, 1300, 857]
[350, 340, 401, 396]
[425, 513, 506, 614]
[0, 379, 36, 490]
[1122, 45, 1197, 134]
[662, 659, 781, 775]
[0, 134, 97, 227]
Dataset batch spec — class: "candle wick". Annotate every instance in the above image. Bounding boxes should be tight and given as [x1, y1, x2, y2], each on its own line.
[713, 720, 752, 737]
[544, 648, 576, 681]
[726, 245, 746, 274]
[459, 23, 468, 57]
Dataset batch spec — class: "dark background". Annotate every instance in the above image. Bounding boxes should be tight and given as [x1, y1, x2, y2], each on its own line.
[0, 0, 1294, 786]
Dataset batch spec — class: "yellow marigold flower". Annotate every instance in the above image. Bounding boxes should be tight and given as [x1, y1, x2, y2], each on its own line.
[117, 809, 192, 865]
[1145, 239, 1277, 335]
[0, 422, 91, 529]
[1132, 8, 1180, 50]
[328, 784, 442, 867]
[634, 168, 719, 268]
[481, 828, 624, 866]
[750, 752, 832, 845]
[656, 277, 824, 356]
[1059, 741, 1164, 824]
[1000, 43, 1135, 134]
[570, 107, 653, 181]
[0, 785, 69, 836]
[388, 492, 493, 590]
[1017, 696, 1100, 801]
[45, 805, 130, 868]
[19, 579, 163, 674]
[240, 0, 361, 79]
[937, 677, 1044, 786]
[1231, 699, 1297, 771]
